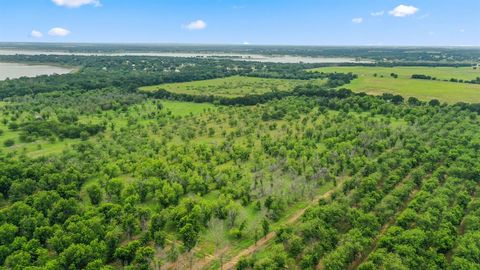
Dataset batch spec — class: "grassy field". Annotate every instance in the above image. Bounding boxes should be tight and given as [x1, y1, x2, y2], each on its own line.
[311, 66, 480, 81]
[310, 66, 480, 103]
[139, 76, 325, 97]
[0, 125, 80, 158]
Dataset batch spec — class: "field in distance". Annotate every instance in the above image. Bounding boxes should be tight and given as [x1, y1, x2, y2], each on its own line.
[139, 75, 325, 97]
[310, 66, 480, 104]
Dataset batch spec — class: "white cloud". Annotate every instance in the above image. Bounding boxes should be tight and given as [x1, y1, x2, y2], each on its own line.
[48, 27, 71, 37]
[30, 30, 43, 38]
[52, 0, 101, 8]
[243, 41, 250, 45]
[371, 11, 385, 16]
[352, 17, 363, 24]
[389, 5, 419, 17]
[460, 29, 465, 33]
[183, 20, 207, 31]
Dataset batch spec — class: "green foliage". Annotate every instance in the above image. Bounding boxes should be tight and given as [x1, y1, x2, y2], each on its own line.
[87, 184, 103, 205]
[3, 139, 15, 147]
[1, 53, 480, 270]
[262, 219, 270, 237]
[179, 223, 199, 251]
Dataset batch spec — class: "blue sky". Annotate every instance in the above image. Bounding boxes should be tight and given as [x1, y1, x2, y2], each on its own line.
[0, 0, 478, 46]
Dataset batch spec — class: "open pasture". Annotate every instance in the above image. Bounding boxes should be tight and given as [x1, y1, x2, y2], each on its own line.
[310, 66, 480, 103]
[139, 76, 325, 97]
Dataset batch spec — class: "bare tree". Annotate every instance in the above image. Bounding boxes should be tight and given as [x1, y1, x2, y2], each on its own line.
[208, 218, 228, 269]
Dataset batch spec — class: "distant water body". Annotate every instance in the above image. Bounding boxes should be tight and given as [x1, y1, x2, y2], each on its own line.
[0, 62, 73, 81]
[0, 50, 372, 64]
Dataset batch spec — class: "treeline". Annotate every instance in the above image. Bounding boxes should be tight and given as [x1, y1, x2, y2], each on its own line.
[147, 87, 352, 107]
[148, 78, 480, 117]
[4, 43, 480, 62]
[0, 65, 236, 99]
[147, 86, 405, 109]
[239, 66, 355, 81]
[0, 55, 352, 99]
[19, 120, 105, 141]
[411, 74, 436, 80]
[315, 62, 475, 69]
[244, 70, 326, 80]
[412, 74, 480, 84]
[3, 87, 146, 114]
[453, 102, 480, 114]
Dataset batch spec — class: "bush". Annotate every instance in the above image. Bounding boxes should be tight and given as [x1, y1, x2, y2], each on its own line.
[3, 139, 15, 147]
[80, 131, 90, 141]
[7, 122, 18, 130]
[229, 228, 242, 239]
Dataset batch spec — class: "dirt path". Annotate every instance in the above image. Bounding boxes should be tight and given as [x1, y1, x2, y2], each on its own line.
[161, 181, 343, 270]
[191, 247, 229, 270]
[221, 182, 342, 270]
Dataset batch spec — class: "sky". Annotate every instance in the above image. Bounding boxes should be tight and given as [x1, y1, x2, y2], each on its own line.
[0, 0, 479, 46]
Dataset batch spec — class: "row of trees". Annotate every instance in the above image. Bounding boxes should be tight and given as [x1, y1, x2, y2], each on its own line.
[238, 96, 480, 269]
[412, 74, 480, 84]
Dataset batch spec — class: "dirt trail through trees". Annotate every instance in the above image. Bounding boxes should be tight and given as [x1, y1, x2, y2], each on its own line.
[220, 182, 342, 270]
[163, 180, 343, 270]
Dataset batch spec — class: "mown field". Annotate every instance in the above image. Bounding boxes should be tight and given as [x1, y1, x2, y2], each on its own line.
[139, 76, 326, 97]
[310, 66, 480, 103]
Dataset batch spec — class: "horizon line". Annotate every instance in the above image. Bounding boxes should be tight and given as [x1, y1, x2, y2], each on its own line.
[0, 41, 479, 49]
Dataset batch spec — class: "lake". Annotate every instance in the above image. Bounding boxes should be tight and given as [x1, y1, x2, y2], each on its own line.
[0, 62, 74, 81]
[0, 49, 373, 64]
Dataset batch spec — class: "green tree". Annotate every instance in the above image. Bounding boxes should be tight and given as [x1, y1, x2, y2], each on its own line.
[105, 178, 124, 202]
[153, 231, 166, 250]
[57, 243, 95, 270]
[87, 184, 103, 205]
[0, 223, 18, 245]
[3, 138, 15, 147]
[134, 246, 155, 270]
[179, 223, 199, 252]
[4, 250, 31, 270]
[262, 219, 270, 238]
